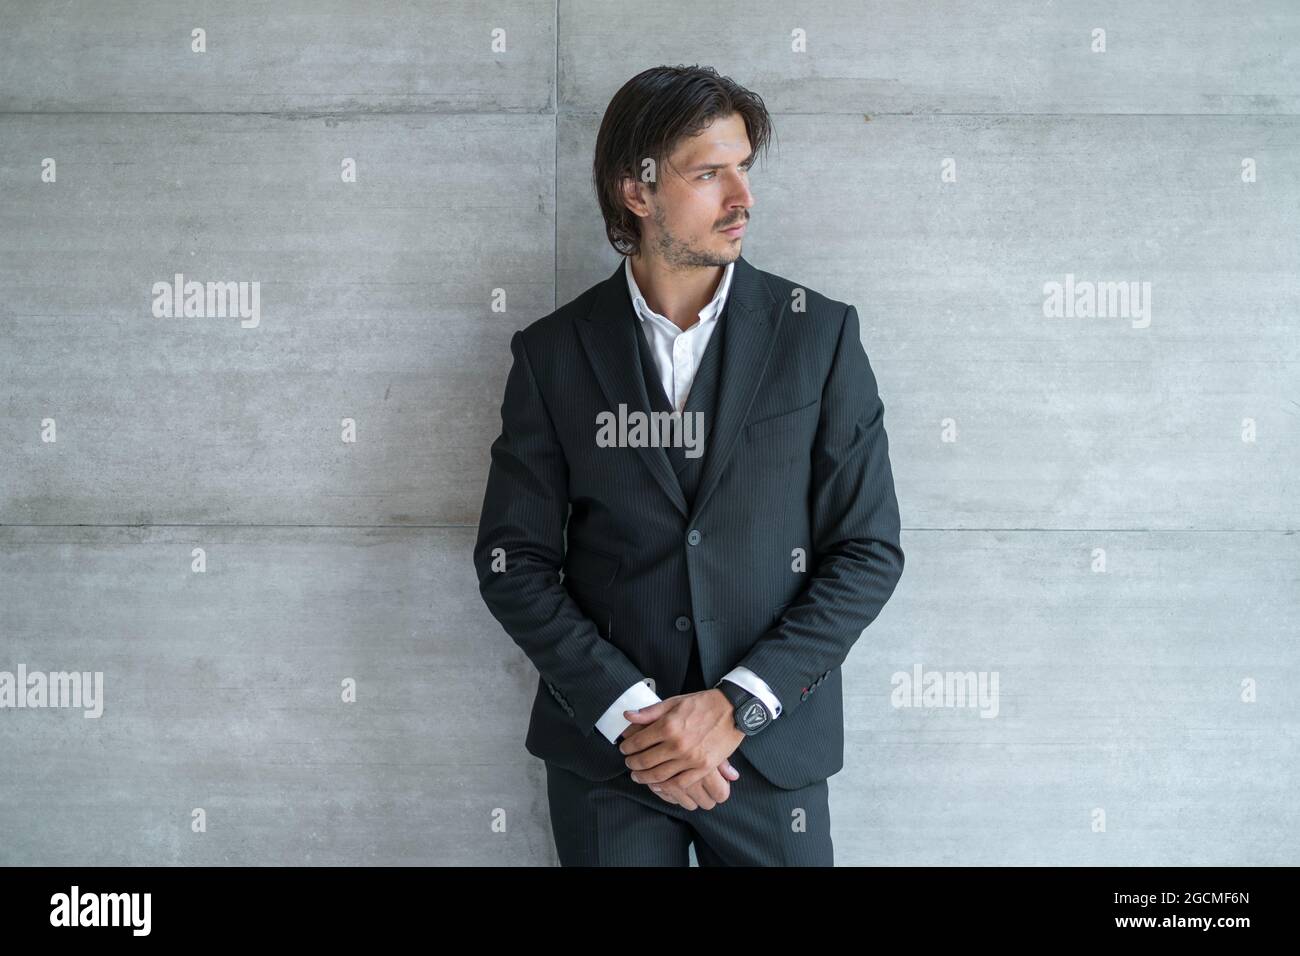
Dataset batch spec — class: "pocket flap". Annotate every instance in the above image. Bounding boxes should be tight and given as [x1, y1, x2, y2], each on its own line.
[745, 398, 820, 441]
[562, 545, 620, 587]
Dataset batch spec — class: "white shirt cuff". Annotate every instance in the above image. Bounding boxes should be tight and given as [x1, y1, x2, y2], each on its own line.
[595, 678, 661, 743]
[717, 666, 783, 718]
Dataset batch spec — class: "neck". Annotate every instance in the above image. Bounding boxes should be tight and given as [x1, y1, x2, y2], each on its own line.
[628, 254, 725, 332]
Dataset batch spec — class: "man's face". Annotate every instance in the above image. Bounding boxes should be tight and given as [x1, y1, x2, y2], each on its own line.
[626, 112, 755, 267]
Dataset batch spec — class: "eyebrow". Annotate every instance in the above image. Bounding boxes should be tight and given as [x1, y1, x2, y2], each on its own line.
[684, 151, 755, 173]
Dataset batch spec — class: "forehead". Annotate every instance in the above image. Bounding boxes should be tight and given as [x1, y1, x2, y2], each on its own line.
[670, 113, 751, 161]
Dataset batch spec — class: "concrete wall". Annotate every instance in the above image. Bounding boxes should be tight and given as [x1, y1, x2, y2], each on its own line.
[1, 1, 1296, 865]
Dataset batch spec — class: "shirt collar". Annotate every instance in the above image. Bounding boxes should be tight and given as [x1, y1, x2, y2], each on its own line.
[624, 256, 734, 329]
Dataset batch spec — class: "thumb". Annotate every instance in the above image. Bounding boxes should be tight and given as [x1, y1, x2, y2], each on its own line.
[624, 700, 669, 723]
[719, 759, 740, 780]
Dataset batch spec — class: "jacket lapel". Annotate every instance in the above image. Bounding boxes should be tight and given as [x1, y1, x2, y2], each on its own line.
[575, 253, 785, 523]
[688, 255, 785, 525]
[577, 259, 689, 518]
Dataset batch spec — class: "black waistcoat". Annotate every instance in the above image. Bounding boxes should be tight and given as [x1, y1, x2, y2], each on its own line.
[628, 293, 730, 694]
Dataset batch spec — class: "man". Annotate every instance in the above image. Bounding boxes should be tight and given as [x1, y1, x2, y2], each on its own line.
[473, 65, 904, 866]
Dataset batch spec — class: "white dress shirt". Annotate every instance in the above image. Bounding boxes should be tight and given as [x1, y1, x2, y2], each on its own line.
[591, 257, 784, 745]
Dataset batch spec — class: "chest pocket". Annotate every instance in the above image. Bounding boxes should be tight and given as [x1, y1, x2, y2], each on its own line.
[744, 398, 820, 443]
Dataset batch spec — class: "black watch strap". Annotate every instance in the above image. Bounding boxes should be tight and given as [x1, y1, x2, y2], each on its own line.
[717, 680, 772, 734]
[716, 679, 750, 710]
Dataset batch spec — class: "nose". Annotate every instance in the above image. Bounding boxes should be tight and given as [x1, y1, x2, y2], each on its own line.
[728, 180, 759, 227]
[731, 174, 755, 212]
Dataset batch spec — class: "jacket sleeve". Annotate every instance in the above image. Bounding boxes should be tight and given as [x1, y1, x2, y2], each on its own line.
[473, 329, 648, 736]
[731, 304, 905, 720]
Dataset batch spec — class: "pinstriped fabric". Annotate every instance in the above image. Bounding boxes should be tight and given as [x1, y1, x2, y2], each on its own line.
[544, 744, 832, 866]
[631, 281, 730, 695]
[473, 253, 905, 793]
[632, 282, 728, 489]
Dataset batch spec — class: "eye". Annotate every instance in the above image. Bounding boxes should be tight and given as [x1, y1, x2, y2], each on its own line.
[701, 164, 753, 181]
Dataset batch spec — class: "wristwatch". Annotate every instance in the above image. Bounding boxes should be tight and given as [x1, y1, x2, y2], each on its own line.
[716, 680, 774, 735]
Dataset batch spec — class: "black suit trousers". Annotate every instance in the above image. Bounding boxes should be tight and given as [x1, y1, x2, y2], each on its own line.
[543, 636, 833, 866]
[544, 745, 832, 866]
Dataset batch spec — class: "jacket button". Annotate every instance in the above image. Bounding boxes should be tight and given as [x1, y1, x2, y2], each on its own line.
[674, 615, 691, 631]
[687, 529, 701, 546]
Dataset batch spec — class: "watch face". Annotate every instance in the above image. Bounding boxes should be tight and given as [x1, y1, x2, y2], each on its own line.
[738, 699, 769, 732]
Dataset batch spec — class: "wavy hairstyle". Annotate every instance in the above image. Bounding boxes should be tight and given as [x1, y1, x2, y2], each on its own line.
[592, 65, 774, 257]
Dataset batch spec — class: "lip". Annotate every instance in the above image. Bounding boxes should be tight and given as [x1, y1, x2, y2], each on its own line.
[721, 222, 747, 236]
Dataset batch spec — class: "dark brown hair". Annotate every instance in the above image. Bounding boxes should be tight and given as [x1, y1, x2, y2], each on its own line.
[592, 65, 775, 257]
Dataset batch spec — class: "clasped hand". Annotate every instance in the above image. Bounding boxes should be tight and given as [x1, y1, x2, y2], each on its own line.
[617, 689, 745, 811]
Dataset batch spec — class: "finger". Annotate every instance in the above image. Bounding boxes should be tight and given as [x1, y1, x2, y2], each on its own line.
[618, 720, 668, 755]
[686, 785, 716, 811]
[656, 764, 711, 791]
[700, 771, 730, 804]
[630, 757, 691, 785]
[652, 781, 693, 809]
[622, 699, 672, 724]
[718, 759, 739, 780]
[625, 739, 683, 773]
[650, 786, 680, 806]
[672, 788, 698, 811]
[689, 777, 722, 809]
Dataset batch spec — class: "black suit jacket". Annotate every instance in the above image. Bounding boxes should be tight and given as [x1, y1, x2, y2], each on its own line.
[472, 254, 904, 790]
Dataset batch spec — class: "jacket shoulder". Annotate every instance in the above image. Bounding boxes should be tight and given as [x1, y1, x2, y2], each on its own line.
[751, 264, 851, 324]
[514, 277, 604, 348]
